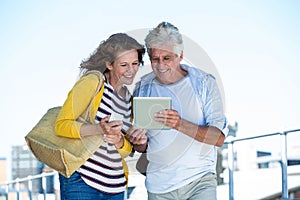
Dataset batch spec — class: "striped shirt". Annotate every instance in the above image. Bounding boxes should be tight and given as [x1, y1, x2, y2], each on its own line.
[77, 77, 132, 194]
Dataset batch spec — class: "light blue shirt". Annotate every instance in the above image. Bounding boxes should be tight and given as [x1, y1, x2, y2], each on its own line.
[134, 64, 227, 193]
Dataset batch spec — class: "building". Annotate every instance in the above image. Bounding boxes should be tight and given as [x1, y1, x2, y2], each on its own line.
[11, 145, 55, 194]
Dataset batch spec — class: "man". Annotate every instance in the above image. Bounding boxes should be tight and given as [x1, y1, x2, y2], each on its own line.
[128, 22, 227, 200]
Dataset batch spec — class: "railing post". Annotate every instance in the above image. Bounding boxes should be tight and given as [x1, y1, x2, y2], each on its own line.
[227, 137, 234, 200]
[5, 183, 9, 200]
[42, 172, 47, 200]
[28, 175, 33, 200]
[16, 178, 20, 200]
[281, 132, 288, 199]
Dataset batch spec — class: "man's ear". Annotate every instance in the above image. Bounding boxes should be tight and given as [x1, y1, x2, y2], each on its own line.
[179, 51, 183, 61]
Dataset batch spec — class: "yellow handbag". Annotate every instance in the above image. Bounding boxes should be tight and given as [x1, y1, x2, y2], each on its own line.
[25, 71, 104, 178]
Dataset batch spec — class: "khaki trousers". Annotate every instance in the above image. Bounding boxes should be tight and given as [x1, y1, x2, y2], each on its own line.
[147, 173, 217, 200]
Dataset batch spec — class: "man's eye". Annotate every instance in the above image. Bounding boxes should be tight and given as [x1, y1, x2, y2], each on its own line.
[132, 62, 139, 66]
[164, 57, 170, 60]
[120, 64, 128, 67]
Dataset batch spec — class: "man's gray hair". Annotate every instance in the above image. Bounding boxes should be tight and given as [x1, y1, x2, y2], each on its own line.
[145, 22, 184, 57]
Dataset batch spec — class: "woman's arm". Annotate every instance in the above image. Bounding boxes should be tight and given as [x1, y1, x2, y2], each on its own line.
[126, 126, 148, 152]
[55, 75, 101, 138]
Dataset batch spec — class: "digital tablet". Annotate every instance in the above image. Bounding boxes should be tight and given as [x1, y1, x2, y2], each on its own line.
[133, 97, 172, 130]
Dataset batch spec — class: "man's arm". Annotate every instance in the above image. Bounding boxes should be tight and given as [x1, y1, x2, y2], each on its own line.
[154, 109, 225, 147]
[178, 118, 225, 147]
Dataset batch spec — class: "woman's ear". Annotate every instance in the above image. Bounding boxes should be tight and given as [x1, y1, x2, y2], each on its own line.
[105, 62, 113, 70]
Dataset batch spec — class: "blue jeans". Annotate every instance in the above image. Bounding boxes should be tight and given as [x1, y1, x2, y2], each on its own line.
[59, 172, 125, 200]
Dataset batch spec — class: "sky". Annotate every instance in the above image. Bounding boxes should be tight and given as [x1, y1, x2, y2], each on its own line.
[1, 0, 300, 175]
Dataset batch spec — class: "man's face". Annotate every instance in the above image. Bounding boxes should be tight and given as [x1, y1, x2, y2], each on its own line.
[149, 48, 183, 84]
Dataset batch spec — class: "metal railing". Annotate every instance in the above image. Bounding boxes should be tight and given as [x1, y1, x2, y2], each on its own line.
[1, 128, 300, 200]
[0, 171, 57, 200]
[225, 128, 300, 200]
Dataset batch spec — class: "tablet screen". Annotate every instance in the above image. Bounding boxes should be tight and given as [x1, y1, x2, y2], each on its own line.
[133, 97, 172, 130]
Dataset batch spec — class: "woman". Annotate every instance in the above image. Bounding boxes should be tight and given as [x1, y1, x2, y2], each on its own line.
[55, 33, 145, 200]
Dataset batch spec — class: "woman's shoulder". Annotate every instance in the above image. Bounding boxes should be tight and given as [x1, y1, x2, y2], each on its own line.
[71, 71, 103, 96]
[81, 70, 104, 82]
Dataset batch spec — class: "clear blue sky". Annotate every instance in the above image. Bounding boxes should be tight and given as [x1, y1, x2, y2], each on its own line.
[1, 0, 300, 172]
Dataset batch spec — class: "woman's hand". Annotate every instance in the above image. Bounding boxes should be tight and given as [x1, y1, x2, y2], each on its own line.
[100, 116, 124, 148]
[154, 109, 181, 130]
[127, 126, 148, 152]
[127, 126, 147, 145]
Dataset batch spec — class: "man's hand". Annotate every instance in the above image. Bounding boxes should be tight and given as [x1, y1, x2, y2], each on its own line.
[154, 109, 181, 130]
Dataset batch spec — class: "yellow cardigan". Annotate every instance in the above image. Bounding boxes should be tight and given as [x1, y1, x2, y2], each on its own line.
[55, 73, 132, 181]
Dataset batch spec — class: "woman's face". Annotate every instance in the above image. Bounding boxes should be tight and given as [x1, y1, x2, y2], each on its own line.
[107, 49, 139, 89]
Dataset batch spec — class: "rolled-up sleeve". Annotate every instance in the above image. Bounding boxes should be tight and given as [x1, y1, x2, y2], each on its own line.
[203, 75, 228, 136]
[117, 137, 133, 158]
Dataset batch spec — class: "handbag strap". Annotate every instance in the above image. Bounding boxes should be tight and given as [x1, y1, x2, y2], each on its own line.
[78, 70, 105, 123]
